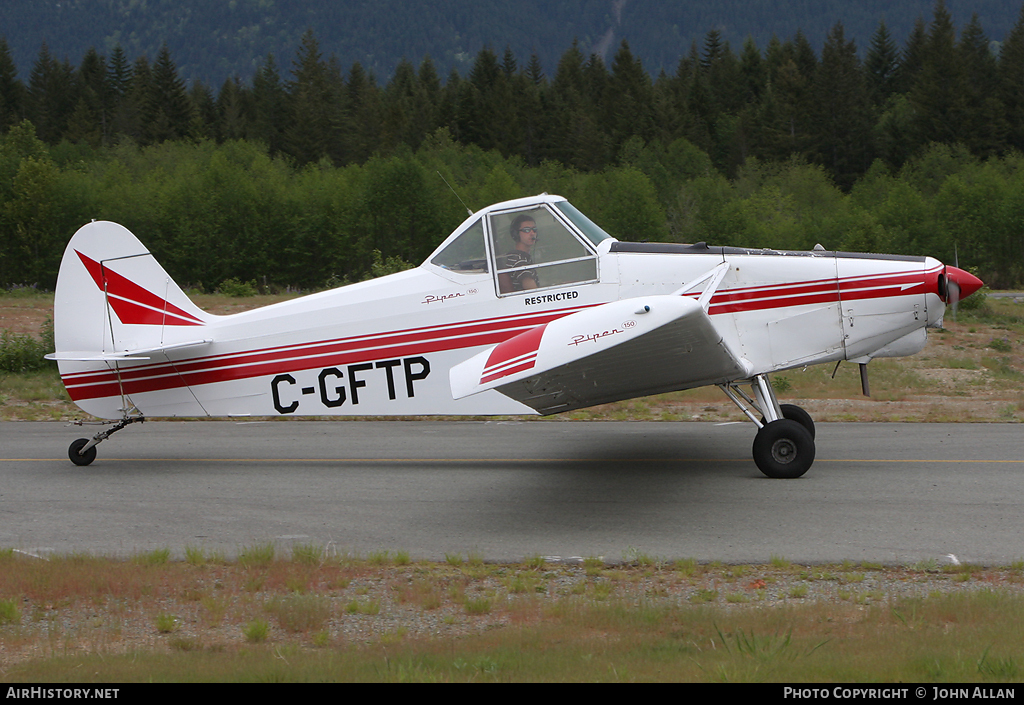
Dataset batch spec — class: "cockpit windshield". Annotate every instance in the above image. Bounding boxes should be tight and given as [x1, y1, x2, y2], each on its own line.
[553, 202, 613, 246]
[427, 197, 607, 293]
[430, 219, 487, 273]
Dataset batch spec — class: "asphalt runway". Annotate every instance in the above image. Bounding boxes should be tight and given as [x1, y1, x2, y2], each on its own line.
[2, 420, 1023, 565]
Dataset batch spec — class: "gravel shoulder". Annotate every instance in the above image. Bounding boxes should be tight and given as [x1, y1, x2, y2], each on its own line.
[2, 556, 1022, 669]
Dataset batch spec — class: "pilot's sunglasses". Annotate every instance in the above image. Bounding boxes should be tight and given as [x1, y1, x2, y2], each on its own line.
[519, 227, 538, 234]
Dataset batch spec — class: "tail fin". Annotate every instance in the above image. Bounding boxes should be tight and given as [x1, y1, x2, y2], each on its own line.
[50, 221, 215, 419]
[50, 221, 212, 362]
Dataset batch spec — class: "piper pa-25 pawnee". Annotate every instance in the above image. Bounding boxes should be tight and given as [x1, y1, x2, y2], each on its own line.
[48, 193, 983, 477]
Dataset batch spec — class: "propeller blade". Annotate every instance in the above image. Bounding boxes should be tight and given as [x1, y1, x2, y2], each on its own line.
[948, 278, 961, 321]
[942, 265, 983, 323]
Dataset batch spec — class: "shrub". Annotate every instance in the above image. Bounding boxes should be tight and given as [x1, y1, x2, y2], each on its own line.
[0, 330, 51, 372]
[217, 277, 258, 296]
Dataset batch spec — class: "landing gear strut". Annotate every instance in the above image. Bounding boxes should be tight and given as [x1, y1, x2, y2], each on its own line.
[719, 374, 816, 478]
[67, 414, 145, 466]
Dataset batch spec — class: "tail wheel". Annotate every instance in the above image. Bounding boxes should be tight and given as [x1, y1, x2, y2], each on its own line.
[752, 419, 814, 479]
[68, 438, 97, 467]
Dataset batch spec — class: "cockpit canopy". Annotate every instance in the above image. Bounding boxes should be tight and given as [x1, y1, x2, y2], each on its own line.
[428, 195, 613, 296]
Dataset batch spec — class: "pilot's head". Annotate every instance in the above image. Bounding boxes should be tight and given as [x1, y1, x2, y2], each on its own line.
[510, 214, 538, 245]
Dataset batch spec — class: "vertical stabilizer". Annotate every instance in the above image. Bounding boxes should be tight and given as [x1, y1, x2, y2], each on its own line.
[51, 221, 213, 418]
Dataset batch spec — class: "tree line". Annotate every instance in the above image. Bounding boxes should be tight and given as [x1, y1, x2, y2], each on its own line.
[1, 1, 1023, 290]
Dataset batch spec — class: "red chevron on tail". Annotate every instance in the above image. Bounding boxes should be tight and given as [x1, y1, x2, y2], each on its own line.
[75, 250, 204, 326]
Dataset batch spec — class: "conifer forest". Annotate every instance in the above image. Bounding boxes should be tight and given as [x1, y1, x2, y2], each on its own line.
[2, 1, 1024, 291]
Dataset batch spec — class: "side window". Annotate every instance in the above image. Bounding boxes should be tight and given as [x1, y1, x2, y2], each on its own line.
[430, 219, 487, 273]
[490, 207, 597, 295]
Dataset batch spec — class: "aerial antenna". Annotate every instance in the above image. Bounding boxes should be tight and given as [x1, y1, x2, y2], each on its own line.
[437, 171, 473, 216]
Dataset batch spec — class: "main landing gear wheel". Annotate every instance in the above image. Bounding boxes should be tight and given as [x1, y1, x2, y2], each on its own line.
[752, 419, 815, 479]
[762, 403, 815, 439]
[719, 376, 818, 478]
[68, 438, 97, 467]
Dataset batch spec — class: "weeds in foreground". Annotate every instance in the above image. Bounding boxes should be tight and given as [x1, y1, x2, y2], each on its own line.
[0, 598, 21, 624]
[267, 595, 331, 633]
[243, 619, 270, 643]
[4, 553, 1024, 682]
[155, 613, 180, 634]
[238, 542, 275, 568]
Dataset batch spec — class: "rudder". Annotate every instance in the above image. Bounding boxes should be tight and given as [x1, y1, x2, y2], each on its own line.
[50, 221, 213, 418]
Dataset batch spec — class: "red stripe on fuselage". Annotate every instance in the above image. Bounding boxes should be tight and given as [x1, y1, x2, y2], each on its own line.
[706, 269, 928, 315]
[62, 307, 589, 400]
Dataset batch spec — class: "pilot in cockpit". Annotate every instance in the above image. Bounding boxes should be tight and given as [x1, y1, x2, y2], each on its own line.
[497, 213, 540, 293]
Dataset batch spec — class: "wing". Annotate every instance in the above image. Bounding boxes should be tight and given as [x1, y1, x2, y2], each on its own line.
[450, 296, 753, 414]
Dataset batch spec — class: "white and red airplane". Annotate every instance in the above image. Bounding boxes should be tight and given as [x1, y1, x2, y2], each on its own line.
[48, 193, 982, 477]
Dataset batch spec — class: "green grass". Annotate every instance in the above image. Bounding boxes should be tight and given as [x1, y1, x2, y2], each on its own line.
[133, 548, 171, 566]
[290, 542, 325, 565]
[243, 619, 270, 643]
[155, 613, 180, 634]
[238, 542, 275, 568]
[0, 598, 21, 624]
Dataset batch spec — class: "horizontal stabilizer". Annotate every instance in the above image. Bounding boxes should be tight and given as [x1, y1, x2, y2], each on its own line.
[450, 296, 752, 414]
[46, 338, 212, 362]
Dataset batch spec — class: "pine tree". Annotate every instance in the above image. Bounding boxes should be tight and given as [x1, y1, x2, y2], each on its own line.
[382, 59, 418, 150]
[107, 46, 131, 100]
[457, 47, 507, 152]
[285, 31, 337, 165]
[897, 17, 928, 95]
[702, 29, 724, 71]
[548, 41, 606, 169]
[143, 45, 194, 144]
[68, 47, 109, 145]
[0, 38, 25, 132]
[114, 55, 151, 143]
[909, 0, 968, 150]
[251, 54, 287, 154]
[525, 53, 545, 86]
[998, 5, 1024, 151]
[959, 13, 1005, 156]
[340, 62, 383, 163]
[739, 36, 765, 104]
[216, 76, 250, 141]
[518, 57, 547, 165]
[865, 21, 900, 106]
[682, 47, 717, 155]
[501, 46, 518, 78]
[606, 41, 653, 151]
[807, 22, 873, 189]
[190, 81, 218, 140]
[27, 43, 75, 144]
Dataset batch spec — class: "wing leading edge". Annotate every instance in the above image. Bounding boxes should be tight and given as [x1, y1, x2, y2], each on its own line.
[450, 296, 753, 415]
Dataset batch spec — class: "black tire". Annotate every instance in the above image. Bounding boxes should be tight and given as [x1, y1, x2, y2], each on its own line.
[780, 403, 815, 439]
[752, 419, 815, 479]
[760, 403, 815, 439]
[68, 438, 97, 467]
